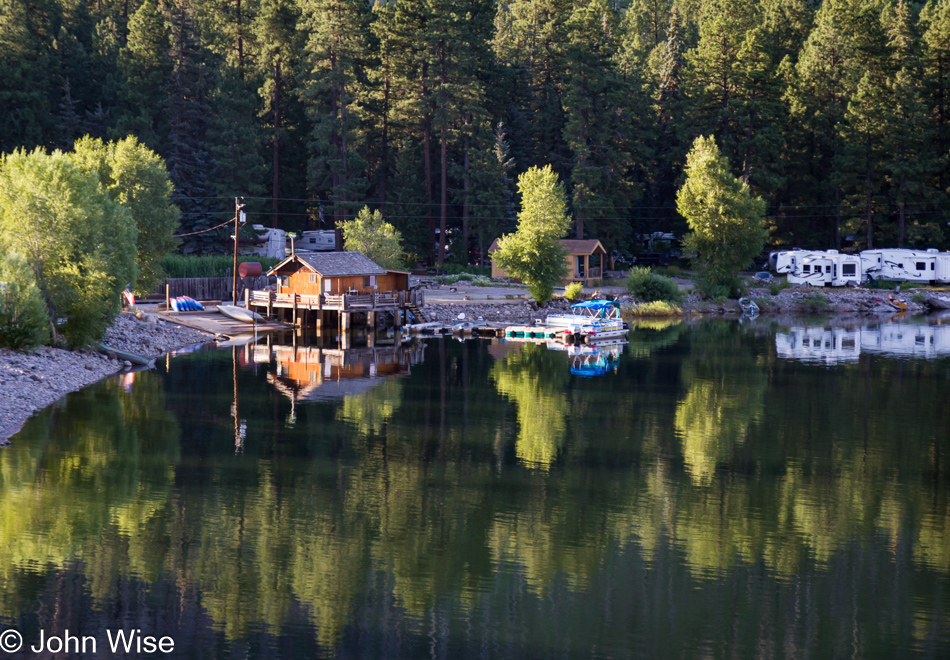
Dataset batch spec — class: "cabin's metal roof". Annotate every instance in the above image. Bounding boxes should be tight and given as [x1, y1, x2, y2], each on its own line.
[487, 238, 606, 255]
[270, 251, 387, 277]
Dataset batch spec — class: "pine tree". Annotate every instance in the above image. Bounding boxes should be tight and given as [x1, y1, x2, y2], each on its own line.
[922, 0, 950, 192]
[562, 0, 637, 244]
[164, 0, 217, 252]
[253, 0, 304, 228]
[300, 0, 372, 234]
[117, 0, 172, 150]
[786, 0, 861, 247]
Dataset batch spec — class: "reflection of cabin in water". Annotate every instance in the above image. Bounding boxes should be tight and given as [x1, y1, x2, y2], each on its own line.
[488, 238, 608, 286]
[267, 342, 425, 402]
[248, 251, 422, 330]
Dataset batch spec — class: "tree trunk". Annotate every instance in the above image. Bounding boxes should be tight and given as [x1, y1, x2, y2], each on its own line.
[422, 61, 434, 264]
[438, 41, 447, 266]
[462, 127, 470, 266]
[865, 131, 873, 250]
[236, 0, 243, 74]
[379, 73, 389, 207]
[272, 60, 281, 229]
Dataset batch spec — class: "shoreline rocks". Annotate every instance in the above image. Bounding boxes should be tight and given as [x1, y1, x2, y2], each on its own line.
[0, 314, 212, 445]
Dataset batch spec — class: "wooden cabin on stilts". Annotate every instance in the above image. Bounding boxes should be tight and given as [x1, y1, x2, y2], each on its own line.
[246, 252, 422, 339]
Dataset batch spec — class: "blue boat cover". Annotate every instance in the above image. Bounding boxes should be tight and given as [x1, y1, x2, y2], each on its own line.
[570, 299, 620, 310]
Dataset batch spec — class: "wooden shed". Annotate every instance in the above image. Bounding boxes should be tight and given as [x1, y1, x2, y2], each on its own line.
[488, 238, 608, 286]
[268, 251, 390, 296]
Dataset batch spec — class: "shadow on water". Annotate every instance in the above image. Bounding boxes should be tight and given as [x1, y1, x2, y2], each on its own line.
[0, 319, 948, 658]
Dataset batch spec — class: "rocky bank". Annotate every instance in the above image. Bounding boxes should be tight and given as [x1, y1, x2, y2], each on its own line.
[0, 314, 212, 444]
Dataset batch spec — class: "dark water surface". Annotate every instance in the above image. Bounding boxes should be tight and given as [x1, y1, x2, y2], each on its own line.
[2, 319, 949, 658]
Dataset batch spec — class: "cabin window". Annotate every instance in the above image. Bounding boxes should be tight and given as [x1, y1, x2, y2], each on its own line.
[825, 265, 831, 273]
[803, 265, 811, 273]
[917, 262, 926, 270]
[324, 279, 331, 293]
[363, 276, 371, 288]
[309, 273, 317, 284]
[843, 263, 856, 275]
[280, 275, 289, 289]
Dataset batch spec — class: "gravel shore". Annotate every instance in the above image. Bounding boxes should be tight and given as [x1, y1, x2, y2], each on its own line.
[0, 314, 212, 444]
[422, 285, 930, 324]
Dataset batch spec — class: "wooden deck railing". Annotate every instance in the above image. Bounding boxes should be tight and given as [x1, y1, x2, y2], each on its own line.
[248, 290, 412, 311]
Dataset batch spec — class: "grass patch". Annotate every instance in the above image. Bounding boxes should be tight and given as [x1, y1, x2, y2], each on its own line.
[799, 292, 830, 310]
[654, 265, 684, 279]
[767, 278, 791, 295]
[911, 291, 928, 304]
[162, 254, 279, 279]
[624, 267, 683, 303]
[623, 300, 682, 317]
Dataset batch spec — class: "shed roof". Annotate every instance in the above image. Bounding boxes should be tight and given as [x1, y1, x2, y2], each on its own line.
[269, 251, 387, 277]
[487, 238, 607, 255]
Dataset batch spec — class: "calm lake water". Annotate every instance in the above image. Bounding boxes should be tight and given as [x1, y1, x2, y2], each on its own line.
[2, 318, 949, 658]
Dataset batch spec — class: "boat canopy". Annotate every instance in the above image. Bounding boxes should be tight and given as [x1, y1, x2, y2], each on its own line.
[570, 299, 620, 310]
[570, 299, 621, 318]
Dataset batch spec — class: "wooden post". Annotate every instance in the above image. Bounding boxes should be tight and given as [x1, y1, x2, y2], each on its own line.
[245, 287, 250, 308]
[341, 311, 350, 333]
[267, 291, 273, 318]
[394, 309, 402, 328]
[165, 283, 170, 311]
[293, 294, 298, 326]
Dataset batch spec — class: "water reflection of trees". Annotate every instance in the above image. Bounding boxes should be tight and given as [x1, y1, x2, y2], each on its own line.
[490, 343, 569, 469]
[1, 331, 949, 656]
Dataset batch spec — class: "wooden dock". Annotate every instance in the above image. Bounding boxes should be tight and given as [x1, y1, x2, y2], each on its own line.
[158, 308, 289, 339]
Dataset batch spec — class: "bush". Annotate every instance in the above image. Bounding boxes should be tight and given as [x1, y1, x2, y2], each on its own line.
[441, 263, 491, 277]
[0, 254, 50, 349]
[161, 255, 280, 279]
[768, 278, 791, 295]
[563, 282, 584, 301]
[624, 300, 682, 317]
[695, 272, 746, 300]
[624, 267, 683, 303]
[911, 291, 927, 304]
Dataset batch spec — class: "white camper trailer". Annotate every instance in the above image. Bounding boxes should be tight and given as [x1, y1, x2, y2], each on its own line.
[859, 248, 945, 284]
[771, 249, 823, 273]
[786, 250, 862, 287]
[240, 225, 288, 260]
[297, 230, 336, 252]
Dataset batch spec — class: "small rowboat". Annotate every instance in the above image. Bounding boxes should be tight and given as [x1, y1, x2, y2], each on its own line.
[217, 305, 265, 323]
[887, 294, 908, 311]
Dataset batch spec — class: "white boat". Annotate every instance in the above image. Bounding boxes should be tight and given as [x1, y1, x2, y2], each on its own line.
[738, 297, 760, 317]
[545, 300, 629, 342]
[217, 305, 266, 323]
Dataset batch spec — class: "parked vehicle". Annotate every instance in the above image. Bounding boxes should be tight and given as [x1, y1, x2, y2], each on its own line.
[786, 250, 862, 287]
[860, 248, 950, 284]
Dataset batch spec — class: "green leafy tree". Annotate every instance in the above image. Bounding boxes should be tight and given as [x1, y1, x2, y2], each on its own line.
[71, 136, 181, 293]
[0, 148, 137, 347]
[493, 165, 570, 304]
[677, 136, 766, 289]
[0, 253, 50, 349]
[340, 206, 405, 270]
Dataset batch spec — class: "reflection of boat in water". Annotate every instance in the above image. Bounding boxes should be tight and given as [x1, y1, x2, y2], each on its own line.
[546, 338, 626, 377]
[545, 300, 629, 342]
[776, 321, 950, 362]
[266, 342, 425, 402]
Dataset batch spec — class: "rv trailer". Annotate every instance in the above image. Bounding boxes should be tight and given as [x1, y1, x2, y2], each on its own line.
[786, 250, 862, 287]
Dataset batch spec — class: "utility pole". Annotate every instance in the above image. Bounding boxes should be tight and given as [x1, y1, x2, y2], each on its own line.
[232, 197, 246, 305]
